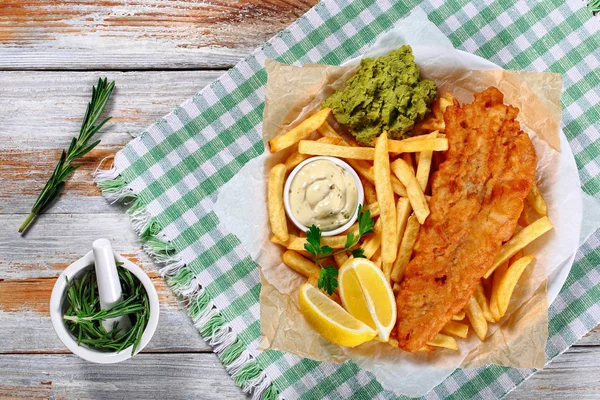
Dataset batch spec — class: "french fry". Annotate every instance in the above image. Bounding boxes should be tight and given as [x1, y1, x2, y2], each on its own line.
[416, 131, 438, 191]
[267, 164, 288, 241]
[271, 234, 347, 251]
[284, 137, 342, 171]
[391, 214, 420, 283]
[370, 166, 409, 198]
[363, 202, 380, 218]
[509, 249, 524, 265]
[390, 158, 430, 224]
[383, 261, 393, 283]
[489, 261, 508, 321]
[268, 108, 331, 153]
[317, 120, 343, 139]
[490, 255, 535, 318]
[346, 159, 408, 197]
[372, 217, 383, 235]
[269, 236, 311, 257]
[333, 252, 349, 268]
[416, 345, 435, 352]
[527, 181, 548, 216]
[395, 197, 412, 249]
[473, 283, 495, 323]
[284, 152, 310, 171]
[401, 153, 414, 173]
[371, 250, 383, 269]
[298, 140, 375, 160]
[484, 216, 552, 278]
[439, 92, 455, 113]
[336, 219, 363, 240]
[392, 282, 401, 294]
[282, 250, 321, 279]
[426, 333, 458, 350]
[452, 311, 466, 321]
[320, 256, 336, 268]
[431, 97, 444, 120]
[465, 297, 488, 340]
[442, 321, 469, 339]
[518, 201, 530, 227]
[387, 137, 448, 153]
[401, 133, 446, 142]
[359, 217, 382, 259]
[419, 116, 446, 132]
[374, 134, 397, 264]
[362, 177, 378, 204]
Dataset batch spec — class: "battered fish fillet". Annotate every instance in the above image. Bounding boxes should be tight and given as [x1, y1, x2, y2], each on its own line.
[395, 87, 537, 352]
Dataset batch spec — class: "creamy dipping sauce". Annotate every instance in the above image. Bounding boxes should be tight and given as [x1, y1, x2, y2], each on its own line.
[289, 159, 358, 231]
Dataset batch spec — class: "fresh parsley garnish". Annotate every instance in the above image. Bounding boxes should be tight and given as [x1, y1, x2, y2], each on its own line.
[318, 266, 339, 295]
[358, 205, 375, 237]
[350, 248, 366, 259]
[304, 205, 374, 295]
[304, 225, 333, 257]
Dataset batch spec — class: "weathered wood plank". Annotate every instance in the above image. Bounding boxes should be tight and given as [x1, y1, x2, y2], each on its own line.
[0, 0, 317, 70]
[0, 70, 221, 214]
[0, 349, 598, 399]
[579, 324, 600, 346]
[0, 309, 209, 353]
[508, 346, 600, 399]
[0, 213, 208, 352]
[0, 214, 150, 276]
[0, 353, 244, 399]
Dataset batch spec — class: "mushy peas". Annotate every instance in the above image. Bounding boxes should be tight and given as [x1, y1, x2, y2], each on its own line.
[322, 45, 437, 146]
[289, 159, 358, 231]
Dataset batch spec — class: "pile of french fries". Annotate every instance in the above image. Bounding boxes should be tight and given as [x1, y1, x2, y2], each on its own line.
[267, 93, 552, 351]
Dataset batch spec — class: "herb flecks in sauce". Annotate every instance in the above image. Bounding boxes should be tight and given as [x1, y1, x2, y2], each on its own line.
[289, 159, 358, 231]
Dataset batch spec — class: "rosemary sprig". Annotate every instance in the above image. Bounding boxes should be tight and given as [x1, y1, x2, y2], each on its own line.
[63, 262, 149, 355]
[18, 78, 115, 233]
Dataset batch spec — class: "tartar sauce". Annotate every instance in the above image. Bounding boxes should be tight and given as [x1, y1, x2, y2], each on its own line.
[289, 159, 358, 231]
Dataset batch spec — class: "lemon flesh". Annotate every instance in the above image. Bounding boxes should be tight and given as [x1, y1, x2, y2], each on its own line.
[339, 258, 397, 342]
[298, 283, 376, 347]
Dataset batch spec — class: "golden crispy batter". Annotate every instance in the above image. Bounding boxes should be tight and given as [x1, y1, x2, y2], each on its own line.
[395, 87, 537, 352]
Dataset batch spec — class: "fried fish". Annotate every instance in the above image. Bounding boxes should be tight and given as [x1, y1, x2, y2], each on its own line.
[395, 87, 537, 352]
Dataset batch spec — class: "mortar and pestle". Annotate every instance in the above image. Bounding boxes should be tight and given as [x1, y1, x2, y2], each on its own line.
[50, 238, 159, 363]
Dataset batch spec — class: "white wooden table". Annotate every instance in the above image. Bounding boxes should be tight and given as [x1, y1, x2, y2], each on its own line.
[1, 1, 598, 398]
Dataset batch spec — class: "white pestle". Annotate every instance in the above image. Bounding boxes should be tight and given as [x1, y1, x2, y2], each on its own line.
[92, 238, 132, 335]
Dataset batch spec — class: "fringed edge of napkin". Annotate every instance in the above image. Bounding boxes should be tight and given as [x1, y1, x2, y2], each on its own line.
[94, 162, 278, 400]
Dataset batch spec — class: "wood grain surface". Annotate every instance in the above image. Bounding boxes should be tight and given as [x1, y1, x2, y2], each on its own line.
[0, 0, 317, 70]
[0, 1, 598, 399]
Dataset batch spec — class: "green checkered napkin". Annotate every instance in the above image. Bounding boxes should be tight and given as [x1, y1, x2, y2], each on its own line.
[96, 1, 600, 398]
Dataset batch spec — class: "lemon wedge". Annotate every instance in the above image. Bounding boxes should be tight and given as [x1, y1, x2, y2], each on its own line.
[338, 258, 397, 342]
[298, 283, 376, 347]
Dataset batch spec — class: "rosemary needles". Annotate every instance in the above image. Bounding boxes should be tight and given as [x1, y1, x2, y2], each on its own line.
[18, 77, 115, 233]
[63, 263, 149, 355]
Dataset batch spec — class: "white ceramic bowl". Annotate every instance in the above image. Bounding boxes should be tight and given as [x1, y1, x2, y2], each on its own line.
[283, 156, 364, 237]
[50, 250, 160, 364]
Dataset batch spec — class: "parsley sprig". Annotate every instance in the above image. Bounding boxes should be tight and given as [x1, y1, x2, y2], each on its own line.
[304, 205, 374, 295]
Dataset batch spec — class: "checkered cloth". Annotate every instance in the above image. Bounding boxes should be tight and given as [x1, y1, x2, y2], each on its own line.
[98, 1, 600, 398]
